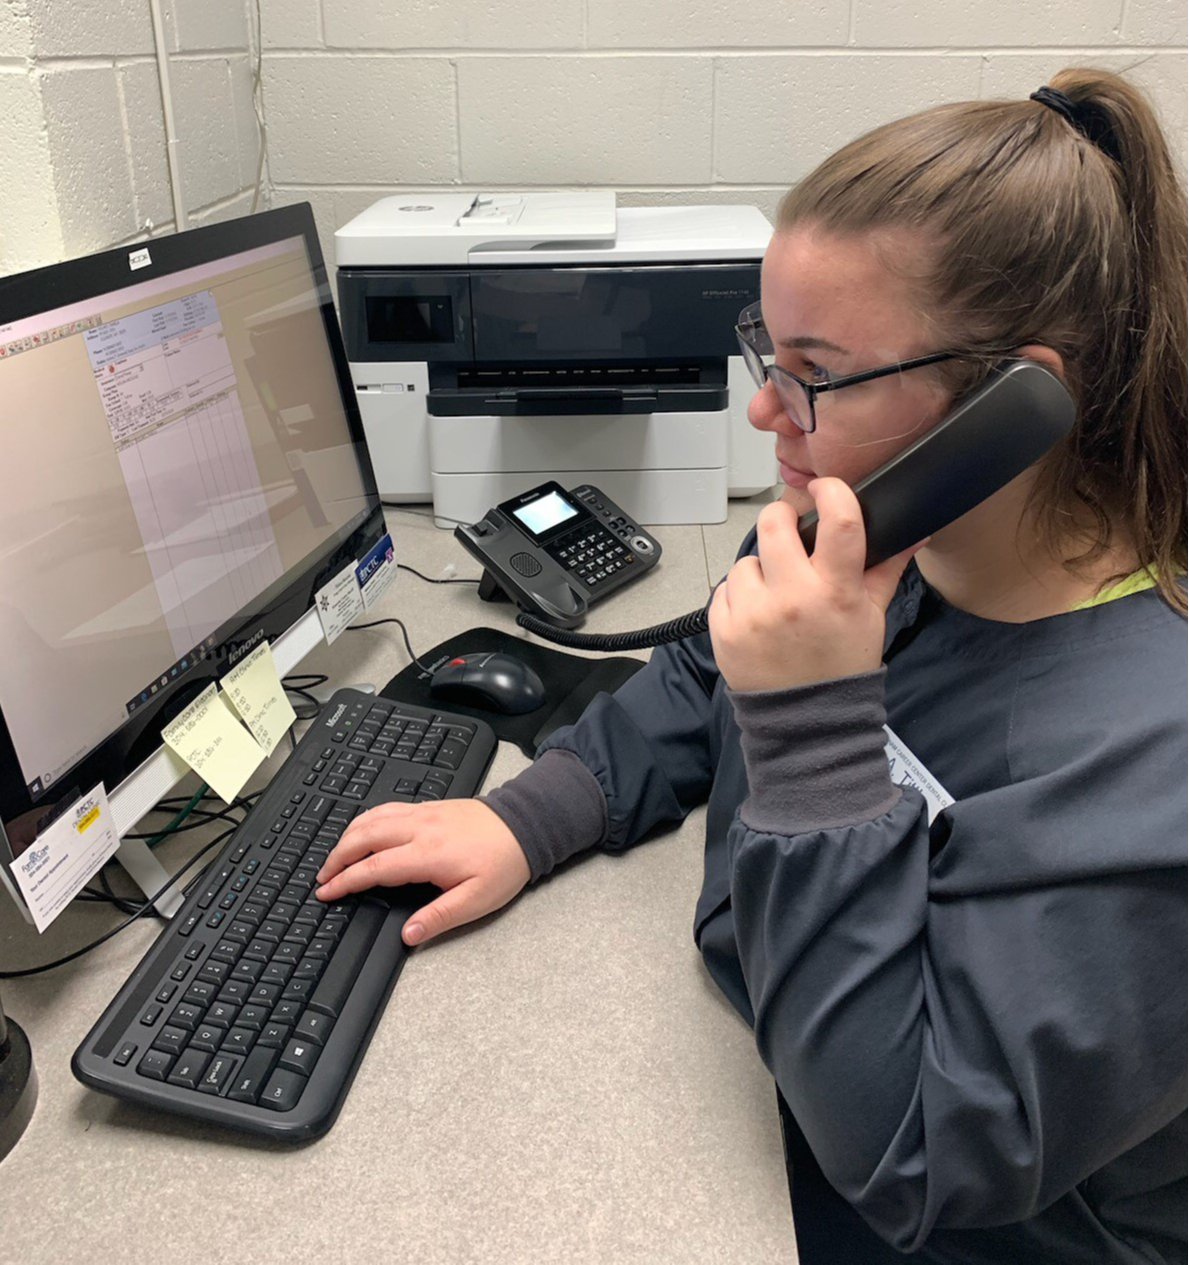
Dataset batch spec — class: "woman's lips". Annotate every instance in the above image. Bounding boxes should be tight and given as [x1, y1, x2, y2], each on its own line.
[778, 459, 815, 488]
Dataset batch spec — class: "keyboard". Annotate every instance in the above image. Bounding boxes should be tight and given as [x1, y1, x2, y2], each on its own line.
[71, 688, 497, 1141]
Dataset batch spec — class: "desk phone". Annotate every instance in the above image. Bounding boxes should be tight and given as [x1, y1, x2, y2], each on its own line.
[454, 482, 662, 629]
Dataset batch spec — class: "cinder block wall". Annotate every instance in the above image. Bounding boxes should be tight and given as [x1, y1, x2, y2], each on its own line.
[2, 0, 1185, 275]
[0, 0, 261, 272]
[263, 0, 1187, 269]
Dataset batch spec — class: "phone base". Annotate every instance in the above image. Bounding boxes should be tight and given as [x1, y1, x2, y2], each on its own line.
[477, 570, 512, 604]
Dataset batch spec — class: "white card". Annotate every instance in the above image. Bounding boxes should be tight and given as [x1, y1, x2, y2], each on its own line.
[12, 784, 121, 933]
[356, 532, 397, 610]
[315, 560, 364, 644]
[883, 726, 955, 824]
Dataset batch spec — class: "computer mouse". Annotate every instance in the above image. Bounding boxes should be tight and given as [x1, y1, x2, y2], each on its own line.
[428, 651, 547, 716]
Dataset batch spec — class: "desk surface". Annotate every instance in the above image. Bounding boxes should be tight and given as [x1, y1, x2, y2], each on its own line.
[0, 497, 797, 1265]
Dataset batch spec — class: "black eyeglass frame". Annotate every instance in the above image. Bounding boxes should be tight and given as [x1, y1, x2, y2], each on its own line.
[735, 301, 960, 434]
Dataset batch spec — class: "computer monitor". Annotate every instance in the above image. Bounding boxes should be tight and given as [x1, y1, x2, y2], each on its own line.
[0, 203, 386, 920]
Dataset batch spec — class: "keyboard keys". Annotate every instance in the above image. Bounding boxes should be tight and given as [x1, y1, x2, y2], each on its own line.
[88, 690, 494, 1136]
[167, 1050, 212, 1090]
[307, 900, 385, 1020]
[197, 1053, 241, 1095]
[258, 1068, 305, 1111]
[279, 1038, 320, 1077]
[227, 1046, 280, 1104]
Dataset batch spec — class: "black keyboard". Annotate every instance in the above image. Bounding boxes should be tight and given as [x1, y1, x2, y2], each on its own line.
[71, 688, 497, 1141]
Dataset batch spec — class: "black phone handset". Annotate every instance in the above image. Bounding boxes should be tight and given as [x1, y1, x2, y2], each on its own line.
[512, 361, 1077, 651]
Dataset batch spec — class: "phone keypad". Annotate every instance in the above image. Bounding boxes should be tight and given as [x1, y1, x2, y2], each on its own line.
[548, 526, 636, 590]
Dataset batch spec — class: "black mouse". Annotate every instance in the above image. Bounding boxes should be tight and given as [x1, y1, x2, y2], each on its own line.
[428, 651, 546, 716]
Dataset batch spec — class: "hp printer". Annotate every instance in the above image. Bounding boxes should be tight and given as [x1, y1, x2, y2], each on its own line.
[335, 192, 774, 525]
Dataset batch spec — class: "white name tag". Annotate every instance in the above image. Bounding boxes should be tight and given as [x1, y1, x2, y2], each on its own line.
[883, 726, 954, 824]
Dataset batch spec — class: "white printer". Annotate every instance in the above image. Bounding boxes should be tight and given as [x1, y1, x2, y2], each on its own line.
[335, 192, 774, 526]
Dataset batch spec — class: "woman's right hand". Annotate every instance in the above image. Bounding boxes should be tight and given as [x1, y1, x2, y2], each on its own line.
[314, 798, 530, 946]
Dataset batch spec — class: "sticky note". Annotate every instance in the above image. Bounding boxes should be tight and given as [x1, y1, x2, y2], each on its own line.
[12, 784, 121, 933]
[221, 641, 297, 756]
[162, 683, 265, 804]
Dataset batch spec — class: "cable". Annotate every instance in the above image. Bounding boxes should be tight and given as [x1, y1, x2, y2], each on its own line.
[515, 604, 711, 652]
[346, 616, 430, 672]
[397, 563, 480, 587]
[0, 831, 233, 980]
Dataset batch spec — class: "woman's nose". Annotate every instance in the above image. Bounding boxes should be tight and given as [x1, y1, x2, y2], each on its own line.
[747, 379, 786, 432]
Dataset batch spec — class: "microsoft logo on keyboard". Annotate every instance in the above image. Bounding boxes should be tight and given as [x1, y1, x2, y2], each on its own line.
[325, 703, 348, 728]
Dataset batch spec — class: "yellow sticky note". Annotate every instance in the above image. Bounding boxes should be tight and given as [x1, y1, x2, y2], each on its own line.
[220, 641, 297, 756]
[162, 683, 266, 804]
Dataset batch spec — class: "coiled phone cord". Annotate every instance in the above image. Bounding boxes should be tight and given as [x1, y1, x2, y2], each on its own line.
[515, 605, 710, 652]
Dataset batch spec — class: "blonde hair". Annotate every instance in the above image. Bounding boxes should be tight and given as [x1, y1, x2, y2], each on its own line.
[777, 68, 1187, 613]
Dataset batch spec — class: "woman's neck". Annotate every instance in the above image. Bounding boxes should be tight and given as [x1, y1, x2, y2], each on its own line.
[913, 475, 1137, 623]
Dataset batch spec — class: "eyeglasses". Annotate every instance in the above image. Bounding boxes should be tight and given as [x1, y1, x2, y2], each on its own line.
[735, 300, 959, 434]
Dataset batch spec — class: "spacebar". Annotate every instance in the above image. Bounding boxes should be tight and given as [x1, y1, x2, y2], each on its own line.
[307, 900, 388, 1019]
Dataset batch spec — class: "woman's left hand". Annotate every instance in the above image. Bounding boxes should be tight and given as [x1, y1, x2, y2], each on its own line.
[708, 478, 922, 693]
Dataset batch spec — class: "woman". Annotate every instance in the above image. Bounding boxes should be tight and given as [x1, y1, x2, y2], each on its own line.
[317, 68, 1187, 1262]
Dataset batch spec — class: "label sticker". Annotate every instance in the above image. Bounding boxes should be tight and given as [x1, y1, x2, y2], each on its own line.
[128, 247, 152, 271]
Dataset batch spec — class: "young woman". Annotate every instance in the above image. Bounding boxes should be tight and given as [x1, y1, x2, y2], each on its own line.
[316, 68, 1187, 1263]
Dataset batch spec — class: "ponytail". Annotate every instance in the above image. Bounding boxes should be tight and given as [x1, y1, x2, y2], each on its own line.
[778, 68, 1188, 613]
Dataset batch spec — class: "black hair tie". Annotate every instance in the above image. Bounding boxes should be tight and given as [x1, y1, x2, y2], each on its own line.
[1030, 86, 1122, 164]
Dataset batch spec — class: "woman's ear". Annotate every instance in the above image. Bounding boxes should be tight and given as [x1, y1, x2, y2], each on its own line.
[1014, 343, 1066, 382]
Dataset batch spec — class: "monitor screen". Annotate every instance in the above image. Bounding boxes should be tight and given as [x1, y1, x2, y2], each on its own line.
[0, 204, 384, 871]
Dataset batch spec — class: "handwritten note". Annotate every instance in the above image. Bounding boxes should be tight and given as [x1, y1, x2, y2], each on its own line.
[12, 784, 120, 933]
[315, 560, 363, 644]
[220, 641, 296, 755]
[162, 683, 265, 804]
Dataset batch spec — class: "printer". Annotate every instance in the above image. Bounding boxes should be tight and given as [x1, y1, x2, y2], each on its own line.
[335, 192, 774, 526]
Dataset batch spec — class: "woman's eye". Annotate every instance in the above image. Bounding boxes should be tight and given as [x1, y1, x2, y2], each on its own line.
[805, 361, 832, 385]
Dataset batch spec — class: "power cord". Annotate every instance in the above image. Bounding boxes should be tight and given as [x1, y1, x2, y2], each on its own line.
[398, 563, 480, 587]
[347, 617, 430, 672]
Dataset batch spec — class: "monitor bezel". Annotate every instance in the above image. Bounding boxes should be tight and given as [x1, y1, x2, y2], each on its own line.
[0, 203, 385, 837]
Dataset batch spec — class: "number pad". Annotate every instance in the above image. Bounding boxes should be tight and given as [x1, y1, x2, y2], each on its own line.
[548, 526, 634, 591]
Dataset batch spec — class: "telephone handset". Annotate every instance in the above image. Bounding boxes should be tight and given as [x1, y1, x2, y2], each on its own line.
[454, 481, 663, 629]
[793, 358, 1076, 567]
[505, 360, 1077, 652]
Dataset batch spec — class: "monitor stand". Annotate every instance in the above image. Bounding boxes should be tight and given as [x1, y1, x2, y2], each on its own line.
[0, 992, 37, 1161]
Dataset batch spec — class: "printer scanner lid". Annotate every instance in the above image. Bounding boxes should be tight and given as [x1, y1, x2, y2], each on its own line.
[335, 192, 617, 267]
[335, 194, 771, 268]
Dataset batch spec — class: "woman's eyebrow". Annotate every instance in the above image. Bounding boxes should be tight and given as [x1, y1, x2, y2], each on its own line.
[777, 334, 851, 355]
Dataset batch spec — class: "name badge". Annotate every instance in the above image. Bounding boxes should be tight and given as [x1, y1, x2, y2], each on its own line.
[883, 726, 954, 824]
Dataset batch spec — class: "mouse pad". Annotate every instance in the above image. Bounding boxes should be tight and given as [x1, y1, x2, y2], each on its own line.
[379, 627, 646, 756]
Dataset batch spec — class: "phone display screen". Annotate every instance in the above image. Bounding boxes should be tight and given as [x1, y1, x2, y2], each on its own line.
[510, 490, 580, 539]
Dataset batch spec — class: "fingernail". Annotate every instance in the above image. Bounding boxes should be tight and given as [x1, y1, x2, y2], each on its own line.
[404, 922, 424, 945]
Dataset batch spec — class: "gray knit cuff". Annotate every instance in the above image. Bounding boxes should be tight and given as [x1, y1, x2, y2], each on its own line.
[481, 748, 608, 882]
[728, 669, 900, 836]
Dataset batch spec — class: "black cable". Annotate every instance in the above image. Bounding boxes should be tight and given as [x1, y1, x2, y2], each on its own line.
[397, 563, 480, 586]
[346, 616, 430, 672]
[514, 604, 711, 652]
[0, 831, 232, 979]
